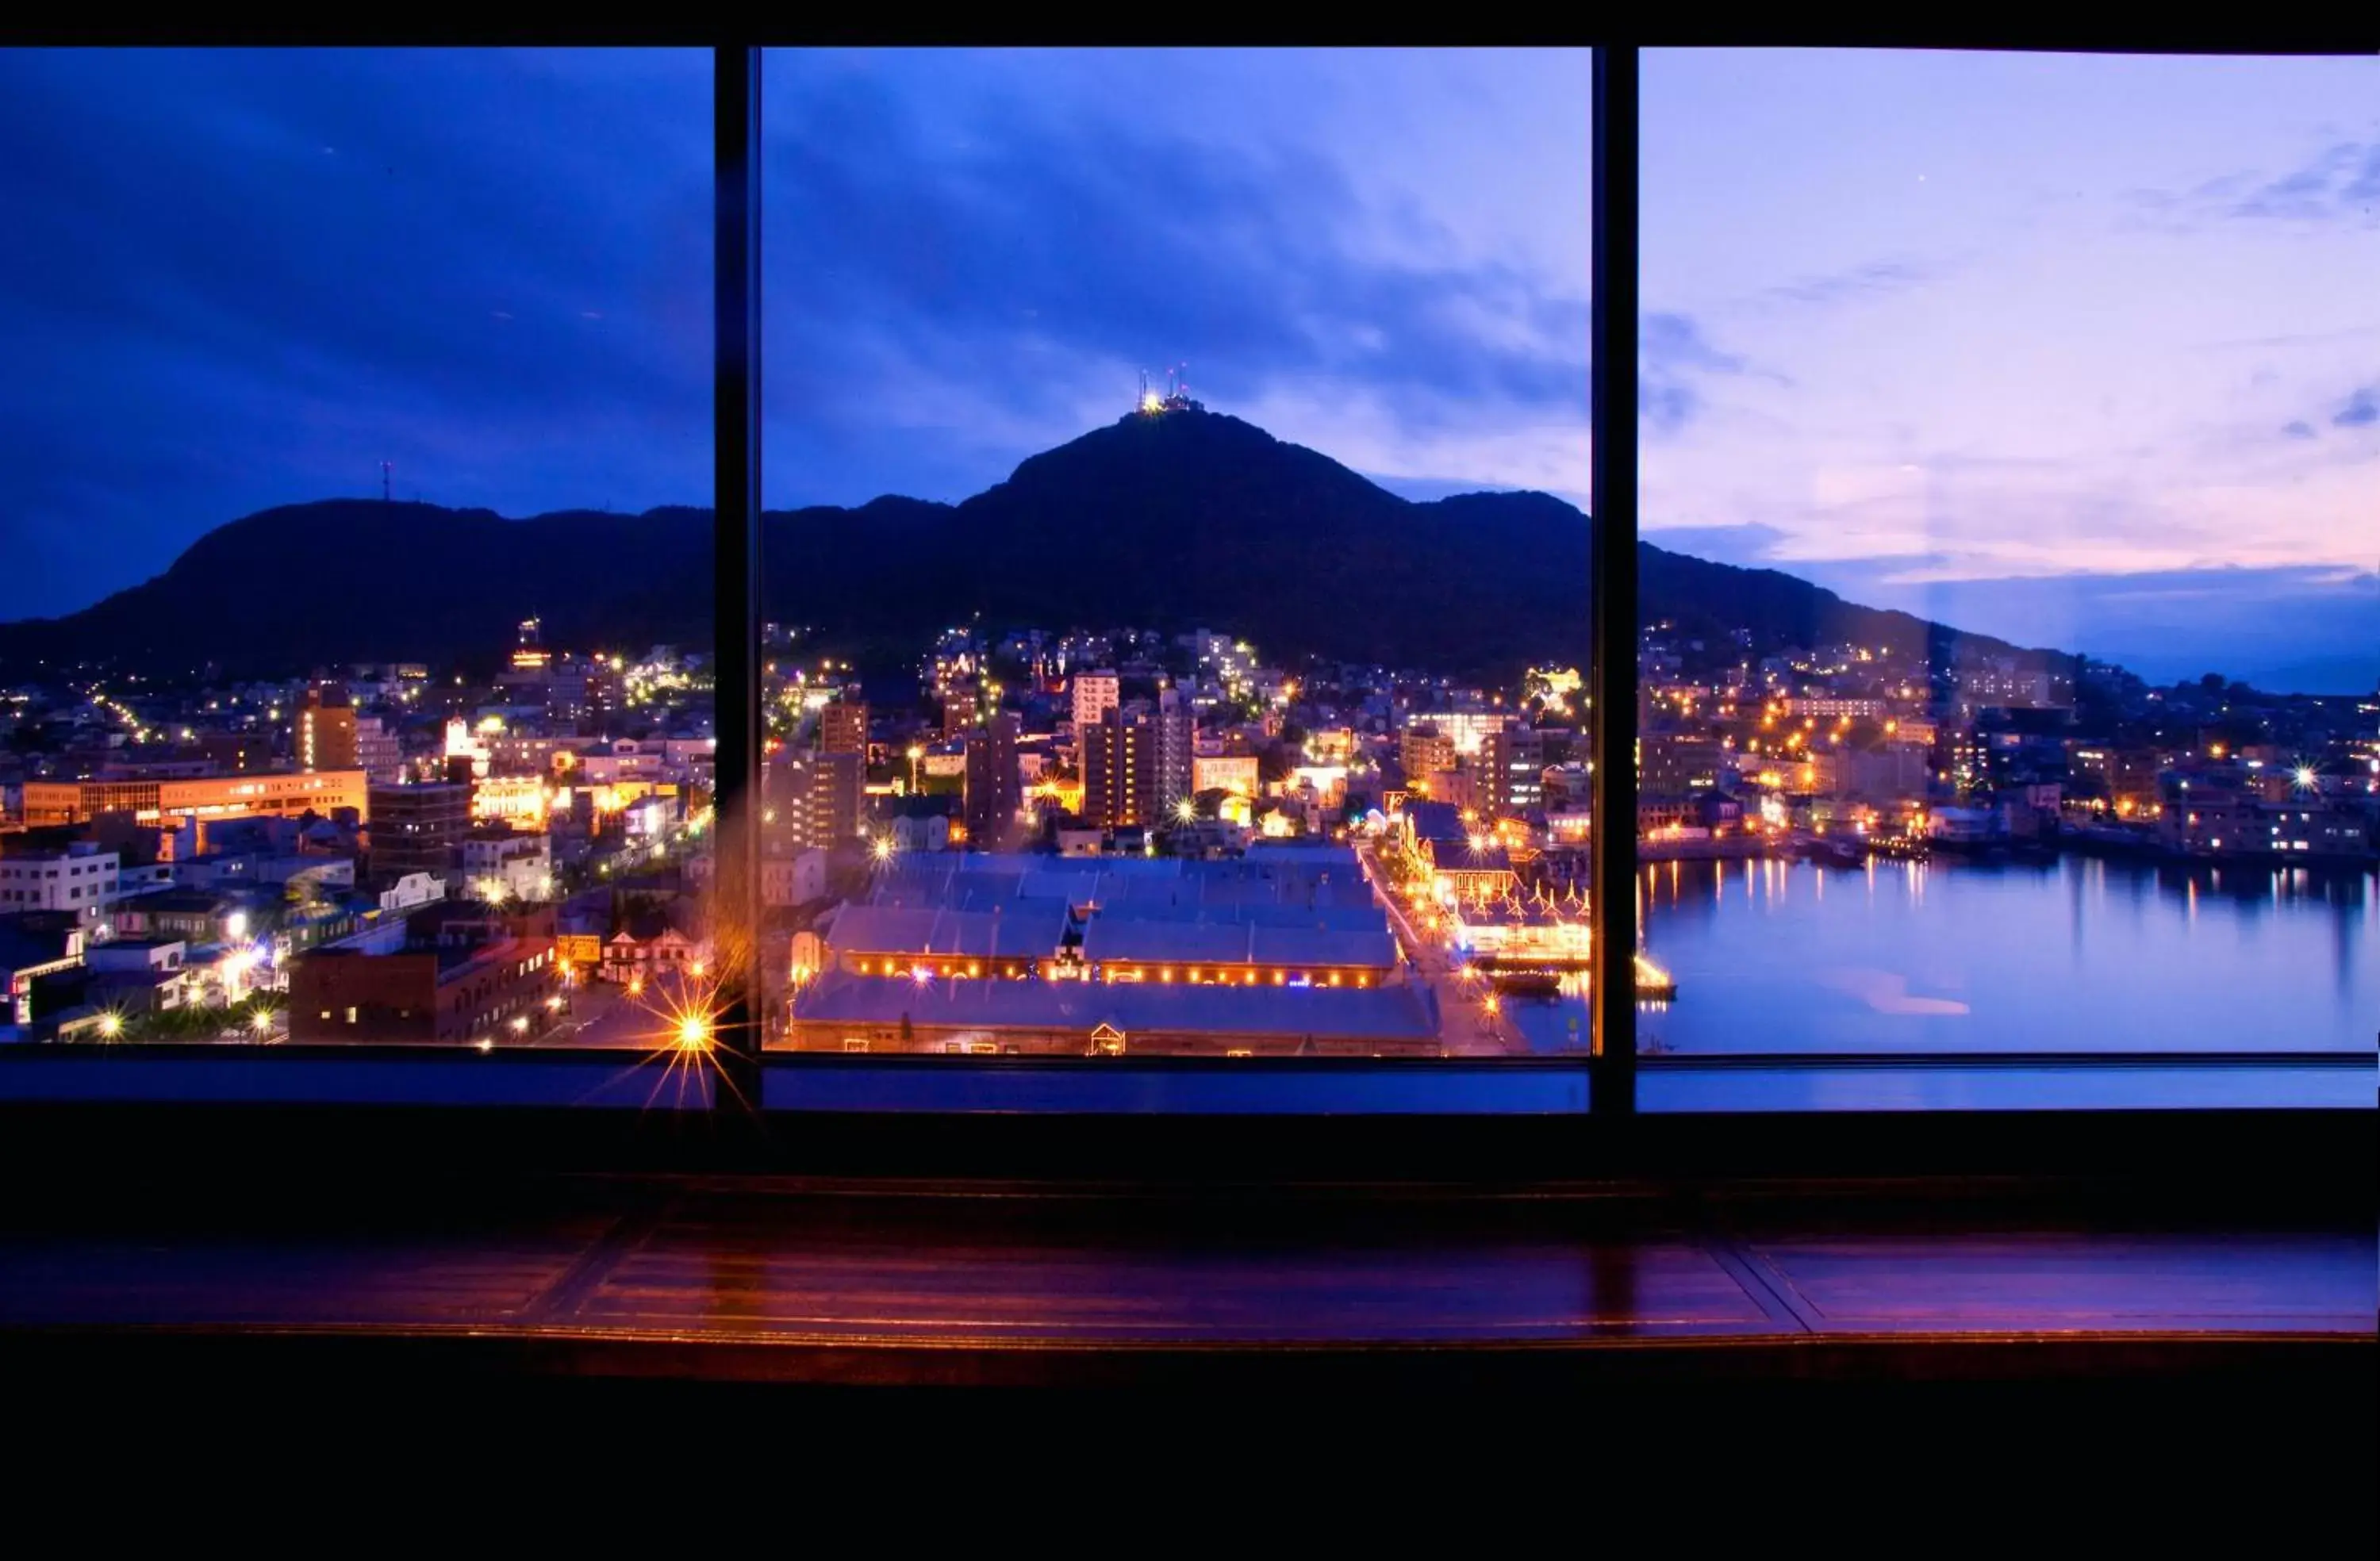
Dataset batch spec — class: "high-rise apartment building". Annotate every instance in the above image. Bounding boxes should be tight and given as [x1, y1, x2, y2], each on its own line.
[1154, 684, 1194, 819]
[296, 687, 359, 773]
[1072, 669, 1119, 735]
[1081, 693, 1195, 830]
[1082, 708, 1152, 829]
[963, 712, 1022, 849]
[820, 701, 869, 757]
[353, 716, 405, 786]
[1480, 723, 1546, 816]
[1399, 727, 1456, 789]
[770, 750, 865, 851]
[942, 685, 977, 738]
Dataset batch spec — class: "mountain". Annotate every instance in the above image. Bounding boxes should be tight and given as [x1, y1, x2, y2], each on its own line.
[0, 408, 2049, 684]
[0, 501, 718, 683]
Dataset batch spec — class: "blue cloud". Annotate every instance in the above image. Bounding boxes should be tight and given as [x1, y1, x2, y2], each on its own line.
[2127, 139, 2380, 232]
[2282, 419, 2319, 439]
[2232, 140, 2380, 222]
[1638, 312, 1746, 436]
[2332, 386, 2379, 428]
[760, 62, 1591, 504]
[1760, 259, 1937, 309]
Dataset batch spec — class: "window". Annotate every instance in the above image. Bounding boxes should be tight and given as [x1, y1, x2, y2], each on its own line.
[758, 47, 1601, 1078]
[0, 46, 720, 1070]
[0, 43, 2365, 1122]
[1635, 48, 2378, 1098]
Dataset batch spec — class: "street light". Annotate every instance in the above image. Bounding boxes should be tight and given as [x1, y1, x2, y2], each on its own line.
[905, 744, 923, 793]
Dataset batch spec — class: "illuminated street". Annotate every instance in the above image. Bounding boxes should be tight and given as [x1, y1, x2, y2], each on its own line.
[1355, 838, 1511, 1057]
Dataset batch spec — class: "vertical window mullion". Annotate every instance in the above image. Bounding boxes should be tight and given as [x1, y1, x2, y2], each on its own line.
[1589, 45, 1640, 1114]
[712, 44, 763, 1107]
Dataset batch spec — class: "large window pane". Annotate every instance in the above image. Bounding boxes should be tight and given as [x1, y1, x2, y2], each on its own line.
[760, 48, 1599, 1064]
[0, 48, 719, 1060]
[1637, 49, 2378, 1065]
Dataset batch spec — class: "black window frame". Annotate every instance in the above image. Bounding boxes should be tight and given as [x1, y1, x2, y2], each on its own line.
[0, 40, 2369, 1159]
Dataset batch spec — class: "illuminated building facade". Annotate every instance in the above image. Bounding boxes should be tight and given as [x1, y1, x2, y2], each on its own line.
[1481, 724, 1545, 816]
[1408, 708, 1507, 758]
[508, 616, 551, 676]
[770, 750, 863, 851]
[1641, 733, 1722, 796]
[470, 774, 550, 827]
[295, 687, 359, 773]
[1399, 728, 1455, 789]
[462, 829, 553, 900]
[1192, 754, 1261, 798]
[1071, 669, 1119, 734]
[1154, 685, 1193, 819]
[789, 850, 1427, 1056]
[0, 845, 121, 927]
[820, 700, 869, 757]
[1781, 696, 1889, 719]
[24, 771, 368, 830]
[1083, 708, 1156, 828]
[353, 716, 405, 784]
[942, 683, 978, 738]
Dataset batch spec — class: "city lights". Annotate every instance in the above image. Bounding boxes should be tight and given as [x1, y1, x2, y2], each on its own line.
[3, 309, 2370, 1078]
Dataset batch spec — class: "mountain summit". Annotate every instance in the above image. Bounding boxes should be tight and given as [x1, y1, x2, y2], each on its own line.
[0, 408, 2037, 681]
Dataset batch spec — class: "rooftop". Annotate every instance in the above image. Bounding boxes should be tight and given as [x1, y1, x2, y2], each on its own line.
[793, 970, 1436, 1042]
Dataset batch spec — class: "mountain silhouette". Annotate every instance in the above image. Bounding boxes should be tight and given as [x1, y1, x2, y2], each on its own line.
[0, 408, 2048, 684]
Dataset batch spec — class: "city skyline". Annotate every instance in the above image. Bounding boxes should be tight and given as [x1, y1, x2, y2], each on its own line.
[0, 47, 2374, 690]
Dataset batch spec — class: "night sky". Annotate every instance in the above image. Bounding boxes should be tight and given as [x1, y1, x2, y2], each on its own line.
[0, 47, 2373, 689]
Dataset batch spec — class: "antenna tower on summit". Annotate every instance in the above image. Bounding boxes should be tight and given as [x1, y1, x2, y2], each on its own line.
[1137, 363, 1205, 416]
[381, 461, 393, 503]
